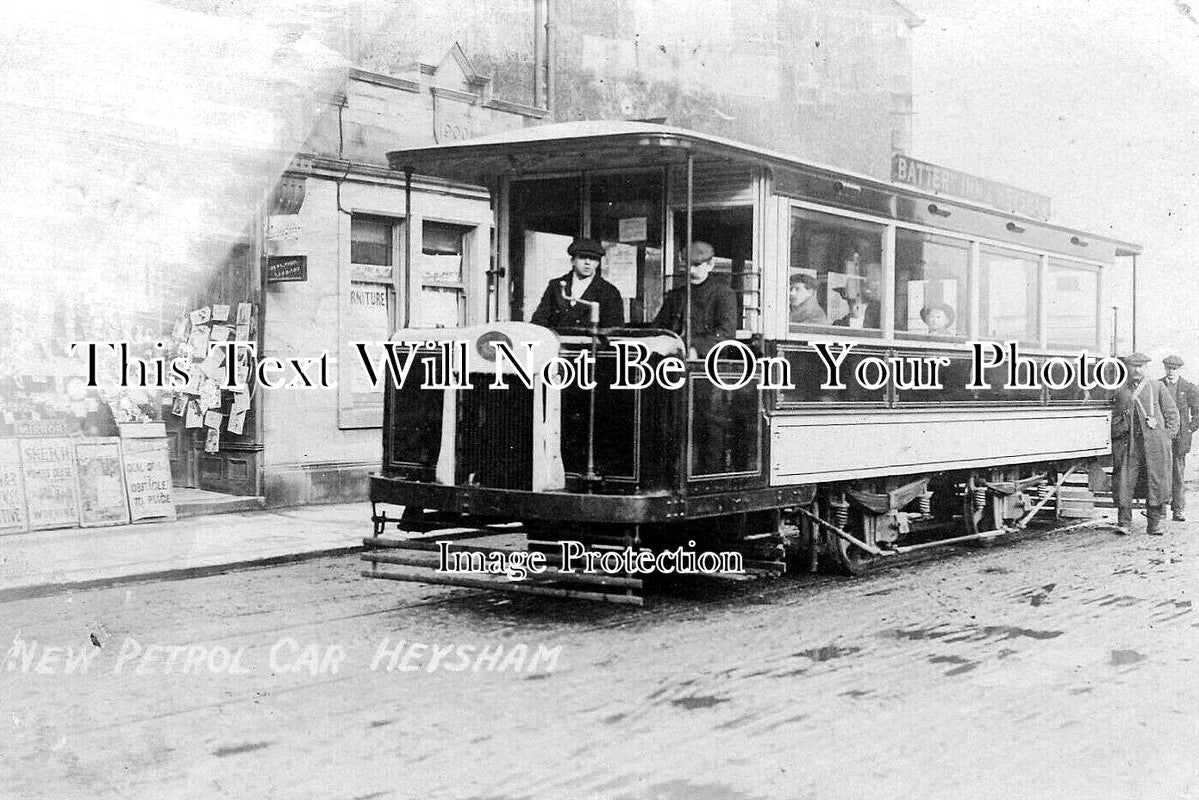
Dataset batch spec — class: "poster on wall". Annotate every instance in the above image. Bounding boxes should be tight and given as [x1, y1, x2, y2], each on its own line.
[0, 439, 28, 534]
[122, 438, 176, 523]
[75, 438, 130, 527]
[20, 437, 79, 530]
[603, 243, 638, 299]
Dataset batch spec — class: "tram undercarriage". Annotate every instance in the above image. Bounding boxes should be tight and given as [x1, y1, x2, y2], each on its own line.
[362, 459, 1104, 605]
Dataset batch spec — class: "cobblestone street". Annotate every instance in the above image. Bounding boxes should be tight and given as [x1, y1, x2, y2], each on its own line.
[3, 517, 1197, 800]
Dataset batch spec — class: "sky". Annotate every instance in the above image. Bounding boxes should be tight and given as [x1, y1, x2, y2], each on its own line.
[906, 0, 1199, 366]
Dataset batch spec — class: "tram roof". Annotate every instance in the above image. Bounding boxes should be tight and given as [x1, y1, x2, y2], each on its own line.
[387, 120, 1141, 255]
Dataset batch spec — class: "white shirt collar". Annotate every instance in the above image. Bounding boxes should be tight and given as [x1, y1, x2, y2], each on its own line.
[570, 273, 594, 298]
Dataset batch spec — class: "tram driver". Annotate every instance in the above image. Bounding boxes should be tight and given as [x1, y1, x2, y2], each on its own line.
[529, 237, 625, 329]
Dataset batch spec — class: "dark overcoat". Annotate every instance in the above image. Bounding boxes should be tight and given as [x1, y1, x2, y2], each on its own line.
[529, 271, 624, 329]
[1161, 376, 1199, 455]
[652, 275, 738, 357]
[1112, 377, 1180, 507]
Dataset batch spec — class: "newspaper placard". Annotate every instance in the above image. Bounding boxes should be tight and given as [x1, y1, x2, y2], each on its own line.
[20, 437, 79, 530]
[122, 438, 176, 523]
[0, 439, 27, 534]
[75, 438, 130, 527]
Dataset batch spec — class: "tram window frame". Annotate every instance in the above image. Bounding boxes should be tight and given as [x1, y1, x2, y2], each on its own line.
[508, 170, 668, 327]
[786, 207, 886, 339]
[666, 205, 760, 336]
[1045, 259, 1101, 350]
[509, 175, 584, 323]
[978, 245, 1041, 346]
[893, 228, 970, 343]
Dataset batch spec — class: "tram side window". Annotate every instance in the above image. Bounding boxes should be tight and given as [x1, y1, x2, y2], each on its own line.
[510, 177, 582, 322]
[788, 209, 883, 334]
[668, 207, 757, 331]
[979, 247, 1039, 344]
[1046, 261, 1099, 348]
[894, 230, 969, 339]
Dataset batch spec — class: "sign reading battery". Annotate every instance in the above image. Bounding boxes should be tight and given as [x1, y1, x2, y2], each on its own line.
[892, 154, 1051, 222]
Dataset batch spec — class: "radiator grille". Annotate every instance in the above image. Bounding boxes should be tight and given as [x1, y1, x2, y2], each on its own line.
[455, 385, 534, 489]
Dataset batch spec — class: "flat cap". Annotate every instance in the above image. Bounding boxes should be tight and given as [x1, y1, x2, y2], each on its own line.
[566, 237, 605, 259]
[1123, 352, 1151, 365]
[686, 241, 715, 264]
[1164, 355, 1185, 367]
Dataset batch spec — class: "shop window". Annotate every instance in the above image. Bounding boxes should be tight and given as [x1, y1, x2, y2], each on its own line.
[979, 247, 1039, 344]
[669, 207, 758, 332]
[350, 215, 397, 266]
[1046, 261, 1099, 349]
[895, 229, 969, 340]
[788, 209, 883, 334]
[413, 221, 469, 328]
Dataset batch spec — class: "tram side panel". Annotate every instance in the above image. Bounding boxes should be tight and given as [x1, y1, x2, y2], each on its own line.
[768, 407, 1110, 486]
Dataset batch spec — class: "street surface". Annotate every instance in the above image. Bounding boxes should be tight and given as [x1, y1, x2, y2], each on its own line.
[3, 516, 1197, 800]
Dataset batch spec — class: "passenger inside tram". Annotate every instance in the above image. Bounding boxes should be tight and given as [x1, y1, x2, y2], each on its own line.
[788, 209, 883, 334]
[919, 302, 957, 335]
[831, 289, 878, 329]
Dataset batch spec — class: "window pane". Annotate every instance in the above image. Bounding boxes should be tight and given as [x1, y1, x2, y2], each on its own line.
[788, 210, 883, 333]
[510, 177, 582, 322]
[979, 247, 1039, 344]
[421, 222, 466, 284]
[668, 206, 755, 331]
[591, 172, 663, 324]
[895, 230, 969, 338]
[1047, 262, 1098, 348]
[351, 216, 393, 266]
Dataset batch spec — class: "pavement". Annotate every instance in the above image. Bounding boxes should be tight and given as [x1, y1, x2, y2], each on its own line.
[0, 502, 369, 602]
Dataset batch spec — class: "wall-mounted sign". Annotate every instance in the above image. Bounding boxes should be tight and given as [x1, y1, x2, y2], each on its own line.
[266, 255, 308, 283]
[892, 154, 1051, 222]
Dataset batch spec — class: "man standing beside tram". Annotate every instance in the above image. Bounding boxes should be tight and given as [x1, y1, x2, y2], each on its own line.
[1111, 353, 1179, 535]
[1159, 355, 1199, 521]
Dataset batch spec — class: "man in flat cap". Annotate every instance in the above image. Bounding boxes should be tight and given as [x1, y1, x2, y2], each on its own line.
[530, 237, 624, 329]
[652, 241, 738, 359]
[1111, 353, 1179, 535]
[1159, 355, 1199, 521]
[653, 241, 739, 473]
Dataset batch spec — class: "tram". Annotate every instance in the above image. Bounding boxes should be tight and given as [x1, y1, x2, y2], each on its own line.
[362, 121, 1140, 604]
